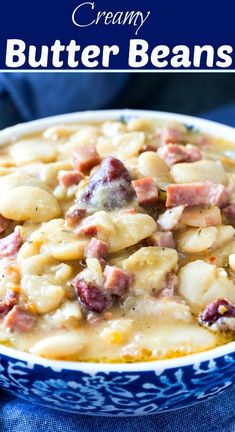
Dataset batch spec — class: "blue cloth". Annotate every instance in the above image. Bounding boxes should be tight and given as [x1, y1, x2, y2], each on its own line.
[0, 73, 129, 122]
[0, 73, 235, 430]
[0, 386, 234, 432]
[201, 103, 235, 128]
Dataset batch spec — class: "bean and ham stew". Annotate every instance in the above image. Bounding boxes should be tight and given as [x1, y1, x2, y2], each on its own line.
[0, 117, 235, 361]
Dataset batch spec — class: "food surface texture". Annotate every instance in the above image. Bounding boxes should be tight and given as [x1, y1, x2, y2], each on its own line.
[0, 116, 235, 361]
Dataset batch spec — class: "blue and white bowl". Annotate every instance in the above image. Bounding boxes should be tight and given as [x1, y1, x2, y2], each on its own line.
[1, 343, 235, 416]
[0, 110, 235, 416]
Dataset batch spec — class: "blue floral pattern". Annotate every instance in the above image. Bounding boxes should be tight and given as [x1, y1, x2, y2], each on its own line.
[0, 352, 234, 416]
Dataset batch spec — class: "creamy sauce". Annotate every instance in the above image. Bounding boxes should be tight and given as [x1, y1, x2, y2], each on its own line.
[0, 117, 234, 361]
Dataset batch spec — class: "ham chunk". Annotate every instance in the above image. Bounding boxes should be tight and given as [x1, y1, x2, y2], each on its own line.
[186, 144, 203, 162]
[58, 170, 83, 187]
[72, 147, 100, 174]
[0, 291, 18, 318]
[158, 144, 202, 166]
[223, 204, 235, 226]
[104, 265, 132, 297]
[77, 221, 97, 236]
[199, 298, 235, 332]
[66, 207, 87, 227]
[4, 306, 36, 332]
[0, 228, 22, 258]
[161, 127, 183, 145]
[73, 277, 111, 313]
[75, 211, 114, 241]
[166, 181, 230, 208]
[147, 231, 175, 249]
[209, 184, 231, 208]
[158, 205, 185, 230]
[77, 157, 134, 210]
[76, 214, 99, 236]
[166, 183, 210, 208]
[132, 177, 158, 206]
[85, 238, 107, 260]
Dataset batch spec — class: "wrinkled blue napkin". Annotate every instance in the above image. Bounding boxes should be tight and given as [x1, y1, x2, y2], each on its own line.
[0, 73, 234, 430]
[0, 386, 234, 432]
[0, 73, 129, 122]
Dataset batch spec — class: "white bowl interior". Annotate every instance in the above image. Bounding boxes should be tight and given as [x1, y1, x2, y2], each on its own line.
[0, 108, 235, 373]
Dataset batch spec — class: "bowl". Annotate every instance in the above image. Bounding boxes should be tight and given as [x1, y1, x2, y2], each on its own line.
[0, 109, 235, 416]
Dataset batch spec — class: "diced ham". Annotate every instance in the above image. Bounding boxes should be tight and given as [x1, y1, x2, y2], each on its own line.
[0, 228, 22, 259]
[147, 231, 175, 249]
[73, 276, 111, 313]
[158, 144, 186, 165]
[4, 306, 36, 332]
[0, 291, 18, 318]
[58, 170, 83, 187]
[103, 265, 132, 297]
[73, 263, 132, 313]
[166, 183, 209, 208]
[72, 146, 100, 174]
[76, 212, 113, 241]
[0, 302, 9, 319]
[79, 225, 97, 236]
[157, 205, 185, 230]
[161, 127, 183, 145]
[157, 144, 202, 166]
[76, 214, 98, 236]
[223, 204, 235, 226]
[166, 181, 230, 208]
[66, 207, 87, 227]
[85, 238, 107, 260]
[209, 184, 231, 208]
[185, 144, 202, 162]
[132, 177, 158, 206]
[0, 214, 11, 234]
[77, 157, 134, 210]
[199, 298, 235, 332]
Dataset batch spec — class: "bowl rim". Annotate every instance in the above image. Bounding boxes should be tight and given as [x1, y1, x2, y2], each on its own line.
[0, 108, 235, 373]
